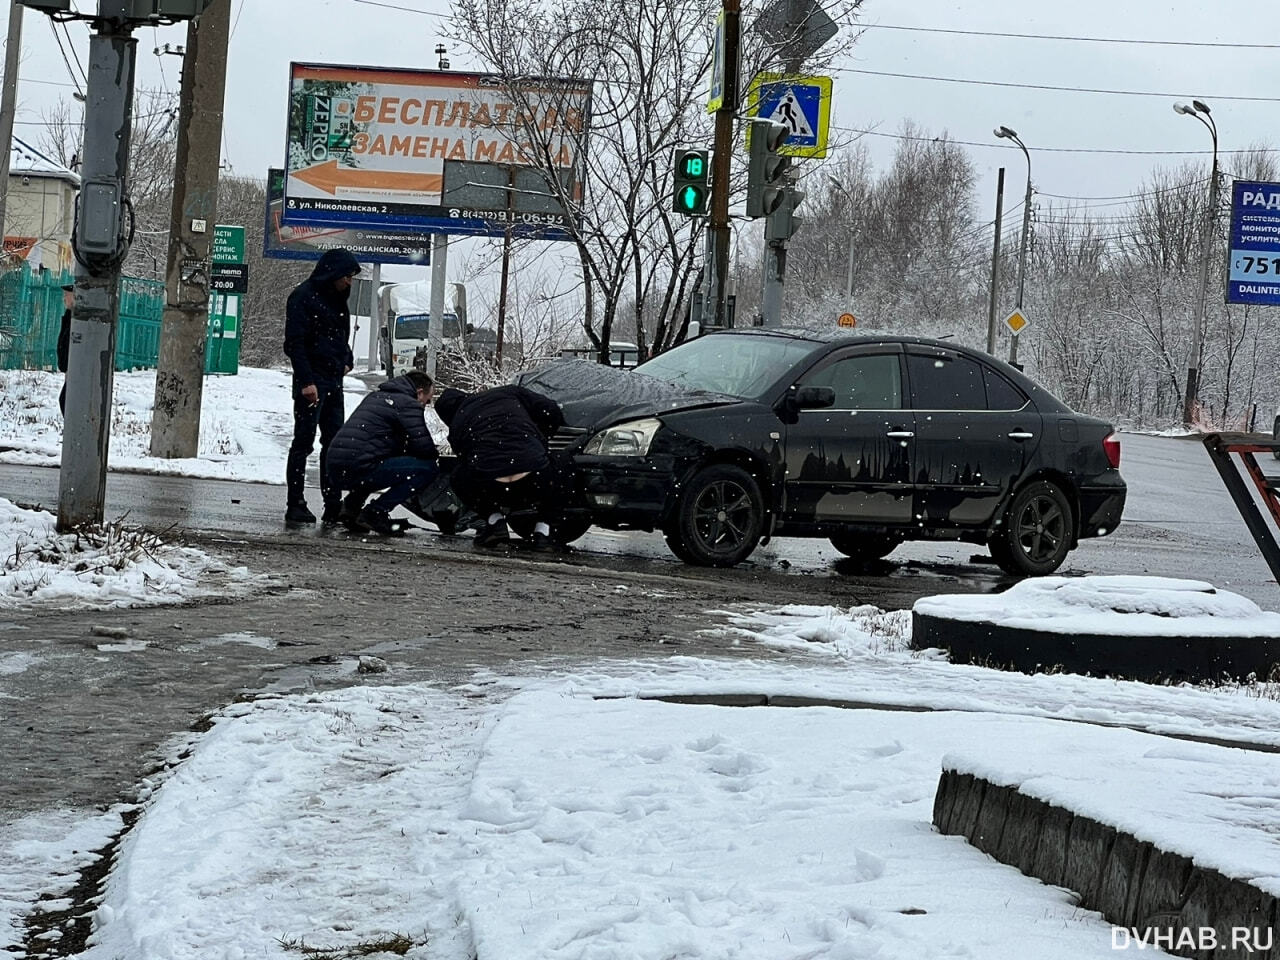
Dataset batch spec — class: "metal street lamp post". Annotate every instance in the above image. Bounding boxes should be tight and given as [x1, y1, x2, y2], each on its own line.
[825, 175, 857, 308]
[995, 125, 1033, 368]
[1173, 99, 1219, 428]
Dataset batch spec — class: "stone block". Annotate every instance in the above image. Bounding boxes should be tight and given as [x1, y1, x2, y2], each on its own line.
[1063, 814, 1117, 907]
[1031, 802, 1075, 889]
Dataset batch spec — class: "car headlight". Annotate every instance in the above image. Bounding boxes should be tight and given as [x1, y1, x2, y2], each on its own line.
[583, 417, 661, 457]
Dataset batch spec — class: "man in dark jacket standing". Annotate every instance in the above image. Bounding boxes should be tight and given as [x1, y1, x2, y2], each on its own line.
[283, 248, 362, 525]
[434, 384, 565, 550]
[327, 370, 439, 536]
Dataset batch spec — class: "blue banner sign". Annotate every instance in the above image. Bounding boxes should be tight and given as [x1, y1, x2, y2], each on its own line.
[1228, 179, 1280, 306]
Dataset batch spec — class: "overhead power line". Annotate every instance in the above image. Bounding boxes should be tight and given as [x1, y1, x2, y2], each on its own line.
[860, 22, 1280, 50]
[349, 0, 446, 16]
[830, 123, 1276, 157]
[832, 67, 1280, 104]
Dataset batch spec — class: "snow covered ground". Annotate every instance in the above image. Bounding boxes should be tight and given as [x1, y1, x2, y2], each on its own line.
[0, 368, 373, 484]
[7, 601, 1280, 959]
[0, 497, 264, 610]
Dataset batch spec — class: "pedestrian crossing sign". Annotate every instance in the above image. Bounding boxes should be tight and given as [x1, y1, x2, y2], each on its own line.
[746, 73, 832, 159]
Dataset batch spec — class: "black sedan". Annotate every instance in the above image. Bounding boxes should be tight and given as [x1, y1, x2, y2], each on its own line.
[520, 330, 1126, 576]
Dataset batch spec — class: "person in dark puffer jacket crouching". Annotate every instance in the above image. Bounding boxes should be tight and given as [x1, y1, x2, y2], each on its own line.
[326, 370, 439, 536]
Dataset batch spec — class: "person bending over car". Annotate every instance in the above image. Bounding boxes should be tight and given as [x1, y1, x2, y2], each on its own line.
[326, 370, 439, 536]
[434, 384, 565, 551]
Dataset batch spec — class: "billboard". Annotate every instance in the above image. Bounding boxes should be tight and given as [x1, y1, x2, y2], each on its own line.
[1228, 179, 1280, 307]
[264, 168, 432, 265]
[282, 63, 591, 240]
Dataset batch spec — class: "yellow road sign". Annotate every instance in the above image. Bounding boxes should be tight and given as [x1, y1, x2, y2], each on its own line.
[1004, 309, 1030, 335]
[838, 312, 857, 328]
[745, 73, 832, 159]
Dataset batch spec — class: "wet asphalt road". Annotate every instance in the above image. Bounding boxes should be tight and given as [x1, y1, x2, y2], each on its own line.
[0, 431, 1277, 826]
[0, 431, 1275, 606]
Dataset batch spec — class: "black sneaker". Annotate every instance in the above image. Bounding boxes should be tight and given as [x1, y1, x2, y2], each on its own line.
[285, 502, 316, 525]
[474, 519, 510, 549]
[357, 506, 405, 537]
[320, 502, 344, 525]
[339, 494, 369, 531]
[529, 532, 559, 553]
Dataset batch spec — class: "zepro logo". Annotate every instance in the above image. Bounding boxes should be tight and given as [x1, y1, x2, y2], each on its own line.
[305, 96, 354, 163]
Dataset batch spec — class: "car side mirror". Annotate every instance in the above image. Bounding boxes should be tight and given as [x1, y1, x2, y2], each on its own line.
[793, 385, 835, 409]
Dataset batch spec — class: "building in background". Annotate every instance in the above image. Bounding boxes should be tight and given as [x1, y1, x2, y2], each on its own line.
[4, 136, 78, 275]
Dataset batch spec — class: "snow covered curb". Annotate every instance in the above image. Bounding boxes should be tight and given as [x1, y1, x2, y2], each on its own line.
[911, 576, 1280, 683]
[0, 498, 264, 608]
[912, 576, 1280, 638]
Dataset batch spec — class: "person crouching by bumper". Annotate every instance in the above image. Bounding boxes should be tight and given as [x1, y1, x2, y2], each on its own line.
[433, 384, 565, 551]
[326, 370, 439, 536]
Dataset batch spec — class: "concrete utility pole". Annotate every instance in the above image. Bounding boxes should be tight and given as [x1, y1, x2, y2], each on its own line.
[150, 0, 231, 459]
[57, 0, 138, 531]
[0, 1, 24, 236]
[986, 167, 1005, 356]
[426, 232, 447, 378]
[366, 261, 380, 372]
[706, 0, 740, 329]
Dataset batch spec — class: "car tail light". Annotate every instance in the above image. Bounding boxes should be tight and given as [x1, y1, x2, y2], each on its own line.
[1103, 432, 1121, 469]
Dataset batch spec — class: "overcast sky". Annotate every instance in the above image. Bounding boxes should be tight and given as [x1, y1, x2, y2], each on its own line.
[8, 0, 1280, 295]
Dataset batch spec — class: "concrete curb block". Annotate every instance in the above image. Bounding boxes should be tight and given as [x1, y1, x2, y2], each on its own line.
[933, 767, 1280, 959]
[912, 611, 1280, 683]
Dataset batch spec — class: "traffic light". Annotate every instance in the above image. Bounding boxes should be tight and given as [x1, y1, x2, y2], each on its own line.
[746, 118, 791, 219]
[765, 187, 806, 242]
[672, 148, 711, 216]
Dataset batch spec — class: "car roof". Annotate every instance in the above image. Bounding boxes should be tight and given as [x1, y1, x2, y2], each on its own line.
[707, 326, 979, 352]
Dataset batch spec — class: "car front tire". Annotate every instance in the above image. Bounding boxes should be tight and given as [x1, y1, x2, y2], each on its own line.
[829, 531, 901, 561]
[664, 464, 764, 567]
[989, 480, 1074, 577]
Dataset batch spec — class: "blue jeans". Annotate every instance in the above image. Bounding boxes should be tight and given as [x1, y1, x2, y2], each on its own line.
[338, 456, 439, 515]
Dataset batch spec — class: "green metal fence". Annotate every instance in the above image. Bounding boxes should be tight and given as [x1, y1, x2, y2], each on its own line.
[0, 265, 169, 372]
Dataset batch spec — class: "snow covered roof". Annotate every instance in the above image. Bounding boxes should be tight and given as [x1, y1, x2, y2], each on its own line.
[9, 135, 79, 186]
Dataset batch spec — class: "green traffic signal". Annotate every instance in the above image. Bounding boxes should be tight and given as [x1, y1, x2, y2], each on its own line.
[680, 154, 705, 179]
[672, 147, 711, 217]
[677, 183, 707, 213]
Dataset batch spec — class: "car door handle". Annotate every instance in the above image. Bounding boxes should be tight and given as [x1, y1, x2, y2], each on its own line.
[1008, 431, 1034, 440]
[886, 430, 915, 439]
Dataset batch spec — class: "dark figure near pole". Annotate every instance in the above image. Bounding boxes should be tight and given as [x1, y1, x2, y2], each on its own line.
[56, 284, 73, 416]
[282, 248, 362, 526]
[326, 370, 439, 536]
[434, 384, 566, 551]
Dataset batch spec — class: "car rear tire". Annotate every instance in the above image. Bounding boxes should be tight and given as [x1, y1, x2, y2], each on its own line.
[664, 464, 764, 567]
[989, 480, 1074, 577]
[829, 532, 901, 561]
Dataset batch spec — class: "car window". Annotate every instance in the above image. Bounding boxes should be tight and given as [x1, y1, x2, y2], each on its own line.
[984, 368, 1027, 410]
[800, 353, 902, 410]
[907, 353, 986, 410]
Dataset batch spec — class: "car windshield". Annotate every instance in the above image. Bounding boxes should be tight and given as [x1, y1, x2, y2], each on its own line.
[634, 334, 816, 398]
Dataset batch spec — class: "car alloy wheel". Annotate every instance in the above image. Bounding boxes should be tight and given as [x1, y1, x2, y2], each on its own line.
[990, 480, 1074, 577]
[666, 464, 764, 567]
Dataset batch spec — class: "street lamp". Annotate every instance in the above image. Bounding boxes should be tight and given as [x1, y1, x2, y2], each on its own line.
[994, 125, 1033, 368]
[825, 174, 856, 308]
[1173, 99, 1219, 428]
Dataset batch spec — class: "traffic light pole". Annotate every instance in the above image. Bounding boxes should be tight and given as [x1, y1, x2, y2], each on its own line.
[57, 0, 137, 531]
[706, 0, 740, 330]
